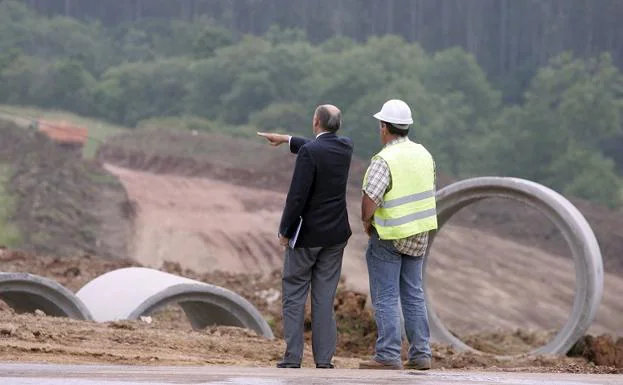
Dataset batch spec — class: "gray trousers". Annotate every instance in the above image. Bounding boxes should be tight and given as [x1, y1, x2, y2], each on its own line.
[281, 242, 346, 365]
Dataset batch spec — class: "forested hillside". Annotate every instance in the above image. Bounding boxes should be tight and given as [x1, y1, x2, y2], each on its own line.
[16, 0, 623, 99]
[1, 0, 623, 207]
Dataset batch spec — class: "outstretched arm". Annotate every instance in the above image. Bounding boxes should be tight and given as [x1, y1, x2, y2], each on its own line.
[288, 136, 311, 154]
[257, 132, 289, 146]
[257, 132, 310, 154]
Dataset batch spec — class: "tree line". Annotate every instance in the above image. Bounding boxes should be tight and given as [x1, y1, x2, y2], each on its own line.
[16, 0, 623, 102]
[0, 0, 622, 207]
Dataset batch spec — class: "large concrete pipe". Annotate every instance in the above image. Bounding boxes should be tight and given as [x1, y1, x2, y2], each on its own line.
[76, 267, 274, 339]
[424, 177, 603, 356]
[0, 272, 92, 320]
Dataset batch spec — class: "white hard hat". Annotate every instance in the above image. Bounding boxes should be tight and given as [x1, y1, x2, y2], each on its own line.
[373, 99, 413, 126]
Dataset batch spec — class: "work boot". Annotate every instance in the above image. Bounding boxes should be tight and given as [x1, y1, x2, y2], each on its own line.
[358, 359, 403, 370]
[315, 363, 334, 369]
[276, 361, 300, 368]
[404, 357, 431, 370]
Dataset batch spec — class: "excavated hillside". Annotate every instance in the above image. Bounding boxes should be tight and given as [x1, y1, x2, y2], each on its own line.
[98, 129, 623, 274]
[94, 129, 623, 341]
[0, 119, 133, 259]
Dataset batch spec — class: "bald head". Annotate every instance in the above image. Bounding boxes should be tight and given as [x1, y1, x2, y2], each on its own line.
[314, 104, 342, 133]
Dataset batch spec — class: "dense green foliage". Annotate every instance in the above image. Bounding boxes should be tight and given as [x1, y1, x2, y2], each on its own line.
[1, 1, 623, 207]
[16, 0, 623, 97]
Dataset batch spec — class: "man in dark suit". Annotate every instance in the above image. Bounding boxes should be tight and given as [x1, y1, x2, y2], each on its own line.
[257, 104, 353, 369]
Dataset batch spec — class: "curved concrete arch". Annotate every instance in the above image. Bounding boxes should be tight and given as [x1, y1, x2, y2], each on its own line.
[0, 272, 92, 320]
[424, 177, 604, 357]
[76, 267, 274, 339]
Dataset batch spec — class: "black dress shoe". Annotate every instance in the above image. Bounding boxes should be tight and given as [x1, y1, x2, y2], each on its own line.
[316, 363, 334, 369]
[276, 362, 301, 368]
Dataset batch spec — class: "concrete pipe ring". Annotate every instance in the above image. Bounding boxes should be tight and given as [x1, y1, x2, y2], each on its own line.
[423, 177, 603, 357]
[0, 272, 92, 320]
[126, 283, 275, 340]
[76, 267, 274, 339]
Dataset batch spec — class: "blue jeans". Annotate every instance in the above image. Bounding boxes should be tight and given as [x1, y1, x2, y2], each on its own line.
[366, 229, 431, 364]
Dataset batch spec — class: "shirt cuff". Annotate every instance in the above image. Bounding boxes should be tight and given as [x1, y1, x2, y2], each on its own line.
[362, 188, 383, 207]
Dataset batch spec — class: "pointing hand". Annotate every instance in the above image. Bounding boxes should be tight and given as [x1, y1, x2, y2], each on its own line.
[257, 132, 289, 147]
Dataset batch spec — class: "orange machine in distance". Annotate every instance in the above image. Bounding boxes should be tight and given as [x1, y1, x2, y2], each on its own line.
[35, 120, 88, 155]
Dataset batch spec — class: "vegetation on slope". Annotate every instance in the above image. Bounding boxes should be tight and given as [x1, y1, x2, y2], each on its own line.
[0, 164, 21, 247]
[0, 105, 126, 158]
[0, 118, 133, 258]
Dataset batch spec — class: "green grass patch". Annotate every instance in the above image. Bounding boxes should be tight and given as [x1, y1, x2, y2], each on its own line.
[136, 115, 257, 138]
[0, 164, 22, 247]
[86, 171, 121, 186]
[136, 115, 215, 132]
[0, 105, 128, 158]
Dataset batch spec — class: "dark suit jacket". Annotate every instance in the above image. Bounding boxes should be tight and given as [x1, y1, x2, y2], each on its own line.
[279, 132, 353, 248]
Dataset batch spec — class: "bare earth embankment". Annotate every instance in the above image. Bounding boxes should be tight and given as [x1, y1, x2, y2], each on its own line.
[0, 119, 133, 259]
[96, 130, 623, 338]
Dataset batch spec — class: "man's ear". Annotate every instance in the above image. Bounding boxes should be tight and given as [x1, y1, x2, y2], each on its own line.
[379, 122, 387, 135]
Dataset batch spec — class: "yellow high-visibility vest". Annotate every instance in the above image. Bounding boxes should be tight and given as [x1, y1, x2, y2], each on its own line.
[363, 139, 438, 240]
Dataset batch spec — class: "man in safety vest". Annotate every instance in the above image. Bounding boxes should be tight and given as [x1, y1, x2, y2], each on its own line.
[359, 99, 437, 371]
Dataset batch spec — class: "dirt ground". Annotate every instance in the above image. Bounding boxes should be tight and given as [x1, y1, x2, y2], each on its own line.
[102, 164, 285, 275]
[0, 310, 619, 374]
[0, 249, 622, 373]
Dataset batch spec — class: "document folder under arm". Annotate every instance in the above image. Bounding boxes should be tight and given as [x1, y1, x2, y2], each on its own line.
[288, 217, 303, 249]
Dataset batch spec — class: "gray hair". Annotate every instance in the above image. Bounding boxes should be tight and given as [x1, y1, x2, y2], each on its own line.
[316, 106, 342, 132]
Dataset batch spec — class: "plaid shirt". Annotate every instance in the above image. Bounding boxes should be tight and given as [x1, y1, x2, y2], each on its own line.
[362, 137, 434, 257]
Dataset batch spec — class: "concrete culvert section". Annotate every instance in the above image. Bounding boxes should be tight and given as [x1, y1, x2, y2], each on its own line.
[76, 267, 274, 339]
[424, 177, 604, 357]
[0, 272, 92, 320]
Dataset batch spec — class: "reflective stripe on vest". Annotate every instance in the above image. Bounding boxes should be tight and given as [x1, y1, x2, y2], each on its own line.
[364, 139, 438, 240]
[381, 189, 435, 209]
[375, 208, 437, 227]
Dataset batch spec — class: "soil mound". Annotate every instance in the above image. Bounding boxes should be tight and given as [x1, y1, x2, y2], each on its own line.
[0, 119, 133, 259]
[568, 334, 623, 368]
